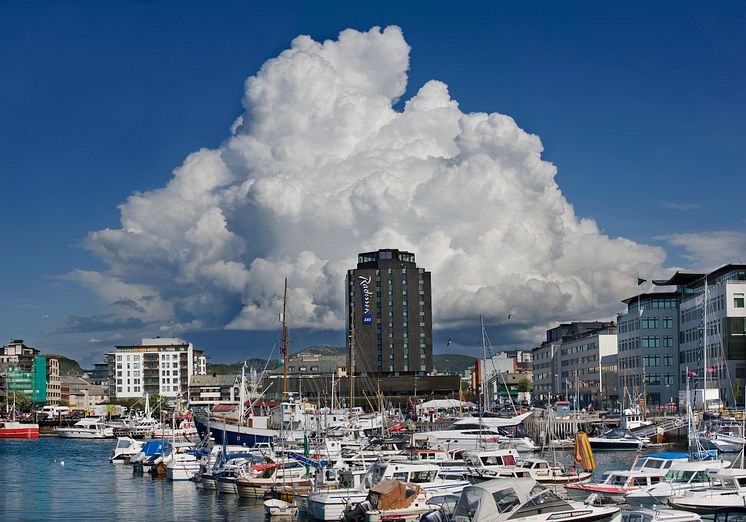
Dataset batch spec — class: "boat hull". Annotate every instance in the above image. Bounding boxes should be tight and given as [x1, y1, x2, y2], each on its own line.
[0, 423, 39, 439]
[195, 417, 276, 447]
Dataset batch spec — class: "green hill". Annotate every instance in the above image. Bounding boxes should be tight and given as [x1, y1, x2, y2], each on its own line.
[45, 354, 84, 376]
[433, 353, 475, 375]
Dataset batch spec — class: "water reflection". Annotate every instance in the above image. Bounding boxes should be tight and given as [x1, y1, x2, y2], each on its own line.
[0, 438, 670, 520]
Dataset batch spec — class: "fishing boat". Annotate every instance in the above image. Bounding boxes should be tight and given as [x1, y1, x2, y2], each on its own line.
[444, 478, 620, 522]
[0, 419, 39, 439]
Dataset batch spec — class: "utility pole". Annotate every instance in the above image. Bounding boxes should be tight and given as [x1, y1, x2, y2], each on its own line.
[349, 309, 355, 410]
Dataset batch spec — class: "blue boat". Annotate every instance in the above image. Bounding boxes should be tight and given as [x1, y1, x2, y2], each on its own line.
[194, 416, 277, 447]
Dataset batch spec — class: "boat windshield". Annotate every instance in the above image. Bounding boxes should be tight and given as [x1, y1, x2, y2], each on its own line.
[664, 470, 694, 483]
[507, 487, 573, 519]
[410, 470, 438, 483]
[608, 474, 629, 486]
[116, 439, 132, 449]
[492, 488, 521, 513]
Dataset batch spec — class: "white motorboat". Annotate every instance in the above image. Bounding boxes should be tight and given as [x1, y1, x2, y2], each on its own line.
[626, 459, 732, 507]
[166, 452, 201, 481]
[110, 437, 144, 463]
[236, 462, 312, 498]
[446, 478, 619, 522]
[307, 460, 468, 521]
[264, 498, 298, 517]
[55, 417, 114, 439]
[620, 507, 701, 522]
[565, 470, 668, 502]
[587, 428, 648, 450]
[668, 468, 746, 514]
[419, 412, 534, 452]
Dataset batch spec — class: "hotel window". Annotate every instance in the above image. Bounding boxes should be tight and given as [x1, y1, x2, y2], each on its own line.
[735, 294, 745, 308]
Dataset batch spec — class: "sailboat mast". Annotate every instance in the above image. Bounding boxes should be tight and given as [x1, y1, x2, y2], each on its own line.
[282, 277, 289, 399]
[703, 278, 708, 401]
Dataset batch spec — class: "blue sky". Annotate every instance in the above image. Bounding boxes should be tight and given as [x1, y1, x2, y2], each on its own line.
[1, 1, 744, 366]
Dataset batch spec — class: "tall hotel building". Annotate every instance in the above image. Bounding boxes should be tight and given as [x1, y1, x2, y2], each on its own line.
[346, 249, 433, 377]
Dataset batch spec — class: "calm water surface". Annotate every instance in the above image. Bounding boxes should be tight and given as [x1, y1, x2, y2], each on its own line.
[0, 438, 650, 521]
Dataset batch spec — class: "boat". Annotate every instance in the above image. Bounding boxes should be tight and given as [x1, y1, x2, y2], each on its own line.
[620, 507, 701, 522]
[587, 428, 648, 450]
[419, 413, 534, 452]
[130, 439, 169, 472]
[110, 437, 145, 463]
[0, 395, 39, 439]
[0, 419, 39, 439]
[342, 478, 430, 522]
[55, 417, 114, 438]
[697, 422, 746, 453]
[263, 498, 299, 517]
[565, 470, 668, 501]
[166, 451, 201, 481]
[444, 477, 620, 522]
[236, 461, 312, 498]
[625, 459, 732, 507]
[668, 469, 746, 514]
[307, 460, 469, 521]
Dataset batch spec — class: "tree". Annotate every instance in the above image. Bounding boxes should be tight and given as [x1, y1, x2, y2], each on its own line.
[7, 391, 33, 413]
[517, 378, 533, 393]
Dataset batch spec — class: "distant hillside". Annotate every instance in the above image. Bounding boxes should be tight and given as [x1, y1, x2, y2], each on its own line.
[207, 358, 279, 375]
[433, 354, 475, 375]
[295, 344, 345, 356]
[45, 354, 84, 376]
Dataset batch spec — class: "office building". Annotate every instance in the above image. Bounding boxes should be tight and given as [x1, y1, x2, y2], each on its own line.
[346, 249, 433, 377]
[531, 322, 614, 405]
[617, 292, 680, 408]
[109, 337, 207, 399]
[0, 340, 47, 404]
[654, 264, 746, 406]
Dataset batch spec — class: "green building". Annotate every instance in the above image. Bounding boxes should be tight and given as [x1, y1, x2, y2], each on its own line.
[7, 356, 47, 404]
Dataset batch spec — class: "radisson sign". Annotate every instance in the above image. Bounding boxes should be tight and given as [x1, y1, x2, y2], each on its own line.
[358, 275, 373, 325]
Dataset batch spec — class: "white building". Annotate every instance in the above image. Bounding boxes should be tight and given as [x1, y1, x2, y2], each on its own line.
[109, 337, 207, 399]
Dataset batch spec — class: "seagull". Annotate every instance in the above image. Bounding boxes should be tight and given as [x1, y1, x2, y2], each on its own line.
[42, 314, 48, 319]
[507, 314, 511, 319]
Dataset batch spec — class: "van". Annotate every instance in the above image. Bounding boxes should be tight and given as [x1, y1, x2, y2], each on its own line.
[39, 406, 71, 419]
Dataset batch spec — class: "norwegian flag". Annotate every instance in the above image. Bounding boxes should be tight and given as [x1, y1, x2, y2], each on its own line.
[706, 367, 715, 374]
[687, 369, 698, 377]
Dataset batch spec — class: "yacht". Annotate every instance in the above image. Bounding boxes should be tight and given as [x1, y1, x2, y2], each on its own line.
[587, 428, 648, 450]
[419, 412, 535, 451]
[444, 478, 619, 522]
[55, 417, 114, 439]
[565, 469, 667, 501]
[236, 462, 312, 498]
[668, 469, 746, 514]
[626, 459, 732, 507]
[307, 460, 469, 521]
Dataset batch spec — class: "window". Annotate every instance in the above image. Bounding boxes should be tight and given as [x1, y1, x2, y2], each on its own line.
[663, 317, 673, 329]
[642, 336, 660, 348]
[663, 336, 674, 347]
[735, 294, 745, 309]
[642, 317, 659, 329]
[664, 354, 673, 366]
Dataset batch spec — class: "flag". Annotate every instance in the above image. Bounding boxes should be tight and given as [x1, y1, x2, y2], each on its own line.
[706, 367, 715, 374]
[687, 369, 697, 377]
[637, 277, 647, 285]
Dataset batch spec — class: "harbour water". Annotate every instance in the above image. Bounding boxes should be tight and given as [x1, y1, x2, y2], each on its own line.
[0, 438, 647, 520]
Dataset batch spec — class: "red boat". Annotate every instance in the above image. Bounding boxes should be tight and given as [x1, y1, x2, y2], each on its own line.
[0, 420, 40, 439]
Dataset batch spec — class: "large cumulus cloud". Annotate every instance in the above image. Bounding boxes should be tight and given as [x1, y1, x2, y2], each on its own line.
[68, 26, 666, 339]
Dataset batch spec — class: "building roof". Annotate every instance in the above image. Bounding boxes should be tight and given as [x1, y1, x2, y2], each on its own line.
[189, 374, 237, 387]
[652, 264, 746, 287]
[620, 291, 679, 304]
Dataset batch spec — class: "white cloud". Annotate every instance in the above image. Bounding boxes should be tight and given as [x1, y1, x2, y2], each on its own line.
[71, 26, 673, 340]
[658, 231, 746, 271]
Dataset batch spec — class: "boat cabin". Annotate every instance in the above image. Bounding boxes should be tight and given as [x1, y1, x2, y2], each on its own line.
[600, 471, 664, 488]
[361, 461, 442, 491]
[463, 449, 520, 468]
[633, 452, 689, 471]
